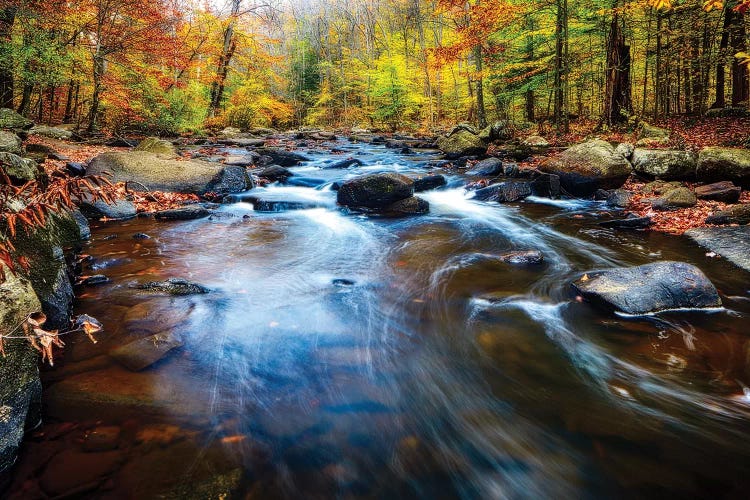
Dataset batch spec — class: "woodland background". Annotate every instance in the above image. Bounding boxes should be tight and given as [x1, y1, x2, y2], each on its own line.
[1, 0, 749, 136]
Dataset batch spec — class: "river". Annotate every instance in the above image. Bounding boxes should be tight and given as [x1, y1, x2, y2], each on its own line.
[8, 139, 750, 498]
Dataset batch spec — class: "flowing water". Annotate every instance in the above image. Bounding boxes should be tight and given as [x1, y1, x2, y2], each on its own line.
[8, 140, 750, 499]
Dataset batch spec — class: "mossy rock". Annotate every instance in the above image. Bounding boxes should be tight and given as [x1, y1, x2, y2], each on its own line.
[0, 131, 22, 154]
[697, 147, 750, 186]
[0, 108, 33, 130]
[637, 122, 670, 140]
[436, 130, 487, 158]
[632, 149, 697, 180]
[0, 152, 45, 186]
[134, 137, 177, 156]
[0, 262, 42, 474]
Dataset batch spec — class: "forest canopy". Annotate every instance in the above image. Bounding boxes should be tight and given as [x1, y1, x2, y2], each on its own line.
[1, 0, 749, 134]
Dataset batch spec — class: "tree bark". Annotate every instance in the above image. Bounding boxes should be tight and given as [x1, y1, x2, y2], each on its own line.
[473, 44, 487, 128]
[208, 0, 241, 118]
[603, 9, 632, 126]
[554, 0, 569, 132]
[0, 7, 16, 108]
[731, 11, 749, 106]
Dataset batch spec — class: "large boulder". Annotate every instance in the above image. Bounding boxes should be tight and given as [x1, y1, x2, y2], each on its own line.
[86, 152, 251, 195]
[134, 137, 177, 156]
[0, 263, 43, 476]
[28, 125, 72, 140]
[337, 173, 414, 209]
[651, 187, 697, 210]
[413, 174, 447, 192]
[539, 139, 632, 196]
[436, 130, 486, 158]
[0, 131, 22, 154]
[697, 147, 750, 186]
[0, 152, 45, 185]
[572, 261, 721, 315]
[631, 149, 697, 180]
[0, 108, 32, 130]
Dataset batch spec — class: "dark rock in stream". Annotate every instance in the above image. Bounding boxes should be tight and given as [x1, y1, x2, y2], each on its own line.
[333, 278, 355, 286]
[79, 274, 110, 286]
[380, 196, 430, 216]
[467, 157, 503, 176]
[132, 232, 151, 239]
[132, 278, 210, 295]
[474, 181, 532, 203]
[254, 148, 309, 167]
[337, 173, 414, 209]
[498, 250, 544, 265]
[572, 261, 721, 315]
[605, 189, 632, 208]
[109, 331, 184, 371]
[79, 197, 137, 220]
[413, 174, 447, 192]
[286, 177, 326, 188]
[599, 216, 653, 230]
[323, 158, 363, 169]
[529, 173, 561, 198]
[694, 181, 741, 203]
[154, 206, 211, 220]
[686, 226, 750, 273]
[65, 161, 86, 177]
[257, 165, 294, 182]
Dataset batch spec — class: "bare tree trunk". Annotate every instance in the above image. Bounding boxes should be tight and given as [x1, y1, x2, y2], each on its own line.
[525, 17, 535, 122]
[603, 8, 632, 126]
[87, 48, 105, 133]
[0, 7, 16, 108]
[473, 44, 487, 128]
[731, 12, 749, 106]
[712, 6, 732, 109]
[208, 0, 241, 118]
[554, 0, 569, 132]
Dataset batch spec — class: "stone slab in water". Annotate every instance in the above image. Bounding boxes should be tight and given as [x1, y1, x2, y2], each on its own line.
[109, 331, 184, 371]
[685, 226, 750, 273]
[572, 261, 721, 315]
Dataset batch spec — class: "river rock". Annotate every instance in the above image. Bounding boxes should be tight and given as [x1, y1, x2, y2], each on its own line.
[694, 181, 741, 203]
[474, 181, 532, 203]
[0, 152, 45, 185]
[66, 161, 86, 177]
[223, 154, 256, 167]
[652, 187, 697, 210]
[254, 148, 309, 167]
[134, 137, 177, 155]
[337, 172, 414, 209]
[686, 226, 750, 272]
[637, 122, 670, 142]
[436, 129, 486, 158]
[606, 189, 632, 208]
[538, 139, 632, 196]
[697, 147, 750, 186]
[599, 216, 653, 230]
[257, 165, 293, 182]
[87, 151, 251, 194]
[521, 135, 549, 151]
[28, 125, 72, 140]
[83, 426, 122, 452]
[467, 157, 503, 176]
[39, 449, 124, 497]
[79, 197, 137, 220]
[0, 130, 21, 154]
[110, 331, 184, 371]
[0, 108, 32, 130]
[631, 149, 697, 180]
[154, 206, 210, 220]
[529, 173, 561, 198]
[323, 158, 363, 169]
[132, 278, 210, 295]
[705, 204, 750, 225]
[498, 250, 544, 265]
[413, 174, 447, 192]
[572, 261, 721, 315]
[0, 263, 43, 475]
[615, 143, 635, 160]
[381, 196, 430, 216]
[123, 298, 193, 335]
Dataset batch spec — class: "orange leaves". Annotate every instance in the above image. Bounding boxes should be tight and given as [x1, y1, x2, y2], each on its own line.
[73, 314, 104, 344]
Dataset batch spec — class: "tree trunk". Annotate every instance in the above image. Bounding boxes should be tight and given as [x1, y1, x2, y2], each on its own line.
[473, 44, 487, 128]
[88, 49, 106, 133]
[208, 0, 241, 118]
[17, 82, 32, 115]
[603, 9, 632, 126]
[554, 0, 569, 132]
[731, 12, 749, 106]
[525, 17, 535, 122]
[0, 7, 16, 108]
[63, 80, 75, 122]
[713, 7, 732, 109]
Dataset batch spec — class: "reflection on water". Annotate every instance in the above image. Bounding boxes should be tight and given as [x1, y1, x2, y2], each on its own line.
[7, 141, 750, 499]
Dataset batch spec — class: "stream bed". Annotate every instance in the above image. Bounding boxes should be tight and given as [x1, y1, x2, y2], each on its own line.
[7, 140, 750, 499]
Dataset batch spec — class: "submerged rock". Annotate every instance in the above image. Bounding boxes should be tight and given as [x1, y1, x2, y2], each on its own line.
[110, 331, 184, 371]
[599, 216, 653, 230]
[498, 250, 544, 265]
[132, 278, 210, 295]
[539, 139, 632, 196]
[572, 261, 721, 315]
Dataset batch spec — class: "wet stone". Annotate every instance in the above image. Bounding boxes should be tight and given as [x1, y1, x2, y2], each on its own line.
[154, 206, 210, 220]
[599, 216, 653, 230]
[498, 250, 544, 265]
[694, 181, 742, 203]
[109, 331, 184, 371]
[132, 232, 151, 239]
[83, 426, 121, 452]
[40, 449, 124, 497]
[132, 278, 209, 295]
[80, 274, 110, 286]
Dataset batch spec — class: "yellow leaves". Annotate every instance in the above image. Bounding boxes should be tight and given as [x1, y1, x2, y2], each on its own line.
[649, 0, 672, 10]
[736, 52, 750, 66]
[703, 0, 724, 11]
